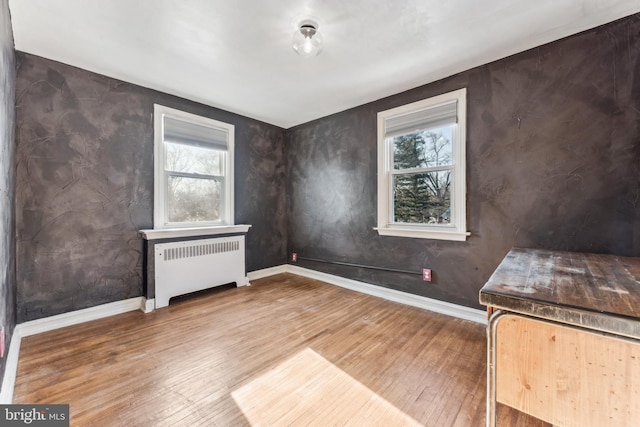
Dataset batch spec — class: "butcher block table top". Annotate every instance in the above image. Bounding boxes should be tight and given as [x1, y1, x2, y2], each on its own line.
[479, 247, 640, 339]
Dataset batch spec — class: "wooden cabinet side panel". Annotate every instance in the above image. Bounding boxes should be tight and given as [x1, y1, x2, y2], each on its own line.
[495, 314, 640, 427]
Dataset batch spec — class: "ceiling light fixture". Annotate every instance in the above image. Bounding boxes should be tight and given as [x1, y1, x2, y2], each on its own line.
[292, 19, 323, 57]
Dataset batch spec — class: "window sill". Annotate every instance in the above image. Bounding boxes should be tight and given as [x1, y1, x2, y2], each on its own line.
[139, 224, 251, 241]
[374, 226, 470, 241]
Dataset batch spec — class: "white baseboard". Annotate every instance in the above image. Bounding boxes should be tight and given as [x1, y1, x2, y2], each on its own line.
[247, 265, 288, 281]
[141, 298, 155, 313]
[19, 297, 145, 338]
[0, 325, 23, 404]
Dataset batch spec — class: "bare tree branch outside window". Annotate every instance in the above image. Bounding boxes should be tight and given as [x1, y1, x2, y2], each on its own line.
[165, 142, 224, 223]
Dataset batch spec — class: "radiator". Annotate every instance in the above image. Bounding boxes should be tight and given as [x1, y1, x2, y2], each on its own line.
[154, 235, 248, 308]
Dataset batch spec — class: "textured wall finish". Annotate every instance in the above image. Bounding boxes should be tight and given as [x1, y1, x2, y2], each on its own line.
[15, 54, 287, 322]
[0, 0, 16, 385]
[287, 14, 640, 309]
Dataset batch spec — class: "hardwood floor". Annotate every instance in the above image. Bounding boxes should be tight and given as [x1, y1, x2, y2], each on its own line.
[14, 273, 549, 426]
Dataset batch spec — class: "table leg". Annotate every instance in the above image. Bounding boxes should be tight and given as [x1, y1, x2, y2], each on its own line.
[486, 310, 503, 427]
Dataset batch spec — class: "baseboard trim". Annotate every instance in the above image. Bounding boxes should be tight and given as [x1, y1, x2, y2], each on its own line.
[0, 325, 23, 404]
[19, 297, 145, 338]
[141, 298, 155, 313]
[247, 265, 289, 281]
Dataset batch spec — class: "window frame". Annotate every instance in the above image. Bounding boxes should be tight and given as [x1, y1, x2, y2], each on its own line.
[153, 104, 235, 229]
[375, 88, 469, 241]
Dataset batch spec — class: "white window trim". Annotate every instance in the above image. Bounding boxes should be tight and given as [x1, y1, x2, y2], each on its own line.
[375, 88, 469, 241]
[153, 104, 235, 229]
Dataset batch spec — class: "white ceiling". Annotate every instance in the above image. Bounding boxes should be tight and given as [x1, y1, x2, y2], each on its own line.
[9, 0, 640, 128]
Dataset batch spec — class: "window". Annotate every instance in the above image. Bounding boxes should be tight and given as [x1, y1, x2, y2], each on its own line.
[376, 88, 468, 241]
[154, 105, 234, 229]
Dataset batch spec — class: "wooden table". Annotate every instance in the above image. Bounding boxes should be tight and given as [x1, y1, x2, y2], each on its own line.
[479, 248, 640, 427]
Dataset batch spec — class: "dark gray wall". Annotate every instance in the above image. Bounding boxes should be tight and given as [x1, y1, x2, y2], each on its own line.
[15, 53, 287, 322]
[287, 14, 640, 309]
[0, 0, 16, 384]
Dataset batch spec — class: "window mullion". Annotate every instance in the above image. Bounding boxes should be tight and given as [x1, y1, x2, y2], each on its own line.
[390, 165, 453, 175]
[166, 171, 224, 181]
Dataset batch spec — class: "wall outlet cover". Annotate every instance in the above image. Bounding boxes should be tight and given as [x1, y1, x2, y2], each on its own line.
[422, 268, 432, 282]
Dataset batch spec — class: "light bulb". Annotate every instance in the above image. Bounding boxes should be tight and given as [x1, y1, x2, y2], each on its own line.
[292, 20, 323, 57]
[303, 38, 313, 54]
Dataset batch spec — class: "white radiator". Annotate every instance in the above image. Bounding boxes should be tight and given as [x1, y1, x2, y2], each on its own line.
[154, 235, 248, 308]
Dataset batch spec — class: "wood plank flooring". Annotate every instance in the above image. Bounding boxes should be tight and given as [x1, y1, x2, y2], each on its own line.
[14, 273, 549, 426]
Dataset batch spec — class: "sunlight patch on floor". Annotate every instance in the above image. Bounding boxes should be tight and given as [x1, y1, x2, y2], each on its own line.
[231, 347, 422, 426]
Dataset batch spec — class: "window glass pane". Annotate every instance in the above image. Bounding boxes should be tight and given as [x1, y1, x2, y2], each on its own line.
[393, 171, 451, 224]
[392, 125, 453, 170]
[167, 176, 222, 223]
[166, 142, 224, 176]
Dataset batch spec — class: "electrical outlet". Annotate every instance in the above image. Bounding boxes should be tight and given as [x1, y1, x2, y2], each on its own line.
[422, 268, 432, 282]
[292, 252, 297, 262]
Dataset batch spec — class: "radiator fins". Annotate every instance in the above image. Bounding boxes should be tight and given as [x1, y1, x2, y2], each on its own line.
[163, 240, 240, 261]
